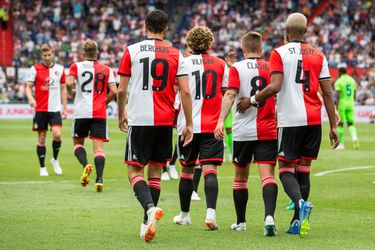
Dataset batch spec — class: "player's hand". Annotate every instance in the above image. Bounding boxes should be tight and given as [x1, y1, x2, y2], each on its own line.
[29, 99, 36, 108]
[214, 120, 225, 141]
[118, 112, 128, 133]
[329, 127, 339, 149]
[62, 108, 68, 119]
[180, 125, 193, 147]
[334, 109, 340, 126]
[226, 51, 237, 66]
[236, 97, 251, 113]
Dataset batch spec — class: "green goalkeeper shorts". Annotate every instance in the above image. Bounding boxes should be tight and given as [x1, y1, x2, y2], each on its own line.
[224, 109, 233, 129]
[338, 105, 355, 124]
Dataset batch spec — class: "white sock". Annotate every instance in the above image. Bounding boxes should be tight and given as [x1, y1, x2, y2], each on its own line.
[181, 211, 189, 218]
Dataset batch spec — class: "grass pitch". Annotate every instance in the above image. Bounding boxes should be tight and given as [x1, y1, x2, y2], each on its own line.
[0, 120, 375, 249]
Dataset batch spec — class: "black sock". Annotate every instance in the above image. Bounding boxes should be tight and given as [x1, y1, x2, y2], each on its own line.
[37, 145, 46, 168]
[233, 180, 248, 224]
[144, 178, 161, 222]
[204, 170, 218, 209]
[74, 146, 88, 167]
[296, 172, 310, 201]
[52, 140, 61, 160]
[179, 174, 194, 212]
[131, 176, 154, 224]
[162, 166, 168, 173]
[193, 166, 202, 192]
[262, 183, 278, 219]
[94, 155, 105, 183]
[279, 172, 302, 207]
[170, 145, 178, 165]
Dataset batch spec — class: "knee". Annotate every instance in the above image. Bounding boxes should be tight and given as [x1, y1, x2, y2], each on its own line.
[234, 171, 248, 182]
[38, 136, 46, 146]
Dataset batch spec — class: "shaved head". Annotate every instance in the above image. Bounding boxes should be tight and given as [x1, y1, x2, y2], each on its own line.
[286, 13, 307, 37]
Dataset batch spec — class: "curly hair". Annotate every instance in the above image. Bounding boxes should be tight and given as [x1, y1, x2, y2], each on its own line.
[186, 26, 214, 53]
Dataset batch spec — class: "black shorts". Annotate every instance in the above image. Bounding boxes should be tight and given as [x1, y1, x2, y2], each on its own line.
[125, 126, 173, 168]
[232, 140, 277, 168]
[72, 118, 109, 142]
[278, 125, 322, 162]
[32, 111, 62, 131]
[178, 133, 223, 167]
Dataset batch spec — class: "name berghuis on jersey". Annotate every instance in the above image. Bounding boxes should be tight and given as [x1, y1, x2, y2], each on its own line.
[140, 44, 169, 53]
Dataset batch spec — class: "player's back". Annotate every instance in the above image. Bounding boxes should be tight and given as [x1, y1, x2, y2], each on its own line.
[229, 58, 276, 141]
[118, 39, 186, 126]
[270, 41, 330, 127]
[178, 53, 227, 134]
[335, 74, 356, 107]
[29, 63, 65, 112]
[70, 60, 114, 119]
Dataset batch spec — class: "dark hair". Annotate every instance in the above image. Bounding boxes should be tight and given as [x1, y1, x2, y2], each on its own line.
[339, 67, 347, 74]
[145, 9, 168, 33]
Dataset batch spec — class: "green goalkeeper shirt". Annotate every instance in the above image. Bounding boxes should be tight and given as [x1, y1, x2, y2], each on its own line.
[335, 74, 356, 108]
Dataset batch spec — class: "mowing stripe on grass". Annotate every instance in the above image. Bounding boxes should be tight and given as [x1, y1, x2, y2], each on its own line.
[314, 166, 375, 176]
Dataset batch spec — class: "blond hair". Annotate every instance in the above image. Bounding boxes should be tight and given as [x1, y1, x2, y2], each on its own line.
[82, 39, 98, 58]
[286, 13, 307, 35]
[40, 44, 53, 53]
[241, 31, 262, 53]
[186, 26, 214, 53]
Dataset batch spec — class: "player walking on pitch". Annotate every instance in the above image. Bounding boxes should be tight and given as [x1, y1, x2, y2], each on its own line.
[334, 64, 359, 150]
[66, 40, 117, 192]
[173, 26, 228, 230]
[26, 44, 67, 176]
[117, 10, 193, 243]
[249, 13, 339, 237]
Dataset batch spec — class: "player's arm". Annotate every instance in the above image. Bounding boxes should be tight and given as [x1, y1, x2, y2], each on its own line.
[117, 75, 129, 132]
[215, 88, 238, 140]
[25, 82, 36, 108]
[65, 75, 76, 98]
[177, 75, 193, 146]
[61, 84, 68, 119]
[321, 79, 339, 149]
[106, 83, 117, 105]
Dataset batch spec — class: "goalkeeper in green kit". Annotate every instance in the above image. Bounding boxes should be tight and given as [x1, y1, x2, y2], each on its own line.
[334, 64, 359, 150]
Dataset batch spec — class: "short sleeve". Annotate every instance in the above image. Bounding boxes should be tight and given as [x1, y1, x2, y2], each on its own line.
[60, 69, 66, 84]
[108, 68, 116, 84]
[269, 50, 283, 75]
[176, 51, 188, 77]
[319, 55, 331, 80]
[26, 66, 36, 83]
[69, 63, 78, 78]
[118, 47, 131, 76]
[221, 65, 229, 89]
[228, 66, 240, 90]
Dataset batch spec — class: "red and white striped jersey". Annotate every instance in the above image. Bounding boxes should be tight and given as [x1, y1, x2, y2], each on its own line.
[228, 58, 276, 141]
[270, 41, 331, 127]
[177, 54, 228, 135]
[27, 63, 65, 112]
[118, 38, 187, 126]
[69, 60, 115, 119]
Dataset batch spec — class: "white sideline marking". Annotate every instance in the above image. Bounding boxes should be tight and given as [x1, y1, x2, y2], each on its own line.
[0, 176, 253, 185]
[314, 166, 375, 176]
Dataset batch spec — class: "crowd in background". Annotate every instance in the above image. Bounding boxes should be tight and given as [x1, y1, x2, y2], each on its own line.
[1, 0, 374, 104]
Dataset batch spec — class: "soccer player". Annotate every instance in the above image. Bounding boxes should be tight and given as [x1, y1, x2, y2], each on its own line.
[334, 64, 359, 150]
[215, 32, 278, 236]
[173, 26, 228, 230]
[66, 40, 117, 192]
[26, 44, 67, 176]
[117, 10, 193, 243]
[249, 13, 339, 237]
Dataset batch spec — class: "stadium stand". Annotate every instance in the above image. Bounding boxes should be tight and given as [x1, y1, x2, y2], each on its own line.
[0, 0, 373, 104]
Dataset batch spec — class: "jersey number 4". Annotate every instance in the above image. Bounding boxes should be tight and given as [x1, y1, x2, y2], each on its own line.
[81, 71, 106, 94]
[140, 57, 169, 91]
[295, 60, 310, 92]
